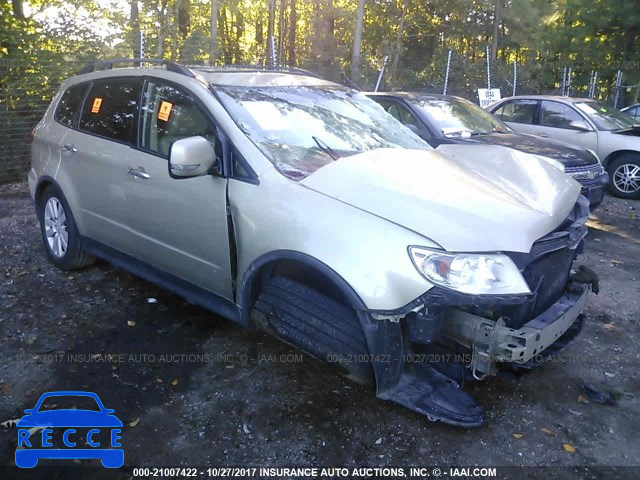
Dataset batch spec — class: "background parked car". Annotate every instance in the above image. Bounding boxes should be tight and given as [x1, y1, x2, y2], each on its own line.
[621, 103, 640, 122]
[367, 92, 609, 209]
[487, 96, 640, 199]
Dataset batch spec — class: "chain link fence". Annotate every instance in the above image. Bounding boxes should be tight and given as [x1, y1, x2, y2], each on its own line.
[1, 55, 637, 184]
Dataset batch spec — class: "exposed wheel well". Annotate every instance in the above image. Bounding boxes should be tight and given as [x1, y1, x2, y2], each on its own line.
[603, 150, 640, 169]
[243, 258, 355, 314]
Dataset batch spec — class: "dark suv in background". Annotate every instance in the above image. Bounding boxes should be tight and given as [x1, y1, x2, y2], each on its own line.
[368, 92, 609, 209]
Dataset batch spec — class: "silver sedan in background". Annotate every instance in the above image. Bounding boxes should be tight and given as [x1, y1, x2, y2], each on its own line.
[487, 95, 640, 199]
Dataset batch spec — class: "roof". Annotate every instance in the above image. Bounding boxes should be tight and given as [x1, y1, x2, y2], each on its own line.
[194, 68, 341, 88]
[496, 95, 599, 103]
[365, 91, 471, 102]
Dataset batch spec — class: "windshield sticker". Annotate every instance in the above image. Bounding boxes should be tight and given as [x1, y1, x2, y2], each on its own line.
[575, 103, 598, 115]
[158, 101, 173, 122]
[241, 102, 292, 130]
[90, 98, 103, 114]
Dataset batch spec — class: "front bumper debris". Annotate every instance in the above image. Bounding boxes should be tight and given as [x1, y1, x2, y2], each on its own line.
[442, 283, 590, 379]
[356, 197, 593, 428]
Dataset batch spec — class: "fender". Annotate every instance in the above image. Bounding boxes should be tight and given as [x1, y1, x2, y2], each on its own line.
[237, 250, 368, 326]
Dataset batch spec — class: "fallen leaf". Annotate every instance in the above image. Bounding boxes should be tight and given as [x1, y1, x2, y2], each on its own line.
[578, 394, 589, 404]
[1, 418, 19, 428]
[171, 378, 179, 386]
[541, 428, 556, 436]
[128, 419, 140, 427]
[603, 323, 616, 331]
[1, 384, 11, 395]
[28, 426, 43, 435]
[512, 433, 524, 439]
[242, 422, 251, 434]
[563, 443, 576, 453]
[156, 378, 163, 383]
[67, 275, 75, 280]
[375, 437, 383, 445]
[147, 298, 158, 304]
[127, 320, 136, 327]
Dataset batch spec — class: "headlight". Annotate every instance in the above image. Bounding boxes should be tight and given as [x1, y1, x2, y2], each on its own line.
[408, 247, 532, 295]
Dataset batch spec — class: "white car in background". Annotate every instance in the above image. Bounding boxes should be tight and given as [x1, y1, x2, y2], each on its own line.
[487, 96, 640, 199]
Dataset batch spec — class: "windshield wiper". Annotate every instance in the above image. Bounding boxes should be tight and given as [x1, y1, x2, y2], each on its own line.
[442, 129, 481, 138]
[312, 136, 340, 161]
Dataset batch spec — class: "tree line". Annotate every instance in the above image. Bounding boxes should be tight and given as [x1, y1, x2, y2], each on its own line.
[2, 0, 639, 95]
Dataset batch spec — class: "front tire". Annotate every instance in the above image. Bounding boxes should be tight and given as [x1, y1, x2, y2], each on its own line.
[607, 154, 640, 199]
[252, 276, 374, 385]
[37, 184, 95, 270]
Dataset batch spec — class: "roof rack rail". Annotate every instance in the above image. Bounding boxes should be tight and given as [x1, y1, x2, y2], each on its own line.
[77, 58, 195, 78]
[189, 64, 322, 79]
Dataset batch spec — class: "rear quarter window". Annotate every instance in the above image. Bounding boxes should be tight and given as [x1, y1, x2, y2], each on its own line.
[79, 78, 141, 144]
[54, 83, 89, 128]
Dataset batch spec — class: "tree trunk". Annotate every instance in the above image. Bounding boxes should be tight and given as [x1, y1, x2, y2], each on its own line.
[130, 0, 141, 58]
[266, 0, 276, 66]
[156, 0, 169, 58]
[171, 0, 181, 60]
[209, 0, 220, 65]
[350, 0, 365, 81]
[278, 0, 287, 66]
[287, 0, 297, 65]
[11, 0, 25, 19]
[390, 0, 406, 85]
[490, 0, 501, 60]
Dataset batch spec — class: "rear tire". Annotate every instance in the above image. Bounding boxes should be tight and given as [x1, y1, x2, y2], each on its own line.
[607, 154, 640, 199]
[252, 276, 374, 385]
[37, 184, 95, 270]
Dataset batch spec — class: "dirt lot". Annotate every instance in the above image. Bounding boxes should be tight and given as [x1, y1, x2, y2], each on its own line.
[0, 181, 639, 479]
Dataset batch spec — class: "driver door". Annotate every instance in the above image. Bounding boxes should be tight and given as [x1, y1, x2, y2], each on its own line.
[124, 78, 233, 300]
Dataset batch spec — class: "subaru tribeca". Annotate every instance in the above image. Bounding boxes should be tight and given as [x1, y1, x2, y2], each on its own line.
[29, 59, 596, 427]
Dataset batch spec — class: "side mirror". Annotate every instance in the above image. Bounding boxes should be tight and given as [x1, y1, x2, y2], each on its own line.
[169, 136, 218, 178]
[569, 120, 591, 132]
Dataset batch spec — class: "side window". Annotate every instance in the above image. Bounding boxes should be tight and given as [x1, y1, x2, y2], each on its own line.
[493, 100, 537, 124]
[139, 80, 219, 159]
[381, 101, 420, 127]
[540, 101, 584, 129]
[79, 78, 141, 143]
[55, 83, 89, 128]
[628, 107, 639, 121]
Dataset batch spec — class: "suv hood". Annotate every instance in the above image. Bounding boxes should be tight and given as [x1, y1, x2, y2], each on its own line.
[300, 145, 581, 253]
[446, 132, 597, 167]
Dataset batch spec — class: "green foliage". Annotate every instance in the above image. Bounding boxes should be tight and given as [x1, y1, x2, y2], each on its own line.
[1, 0, 640, 181]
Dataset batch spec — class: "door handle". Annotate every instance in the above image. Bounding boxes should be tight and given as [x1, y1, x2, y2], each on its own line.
[128, 167, 151, 179]
[537, 133, 549, 138]
[61, 144, 77, 153]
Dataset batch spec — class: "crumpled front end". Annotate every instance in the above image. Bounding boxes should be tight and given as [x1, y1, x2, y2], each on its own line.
[358, 195, 596, 428]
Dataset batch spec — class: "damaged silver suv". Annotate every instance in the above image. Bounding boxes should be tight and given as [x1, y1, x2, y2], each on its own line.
[29, 59, 596, 427]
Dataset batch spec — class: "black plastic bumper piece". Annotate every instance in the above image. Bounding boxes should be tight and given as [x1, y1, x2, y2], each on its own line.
[378, 363, 486, 427]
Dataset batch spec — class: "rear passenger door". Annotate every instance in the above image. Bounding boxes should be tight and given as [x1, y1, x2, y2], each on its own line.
[490, 99, 537, 134]
[61, 77, 141, 251]
[533, 100, 598, 152]
[124, 78, 233, 299]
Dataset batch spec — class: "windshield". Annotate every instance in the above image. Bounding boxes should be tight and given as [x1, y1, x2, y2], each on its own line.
[574, 101, 639, 131]
[216, 86, 431, 180]
[414, 96, 511, 137]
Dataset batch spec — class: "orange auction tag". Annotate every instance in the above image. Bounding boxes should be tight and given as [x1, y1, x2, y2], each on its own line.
[158, 101, 173, 121]
[91, 97, 103, 113]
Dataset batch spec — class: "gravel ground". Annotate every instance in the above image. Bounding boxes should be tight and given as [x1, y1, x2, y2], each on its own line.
[0, 181, 639, 479]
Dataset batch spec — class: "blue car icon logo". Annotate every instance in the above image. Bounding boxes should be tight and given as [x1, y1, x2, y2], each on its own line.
[15, 391, 124, 468]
